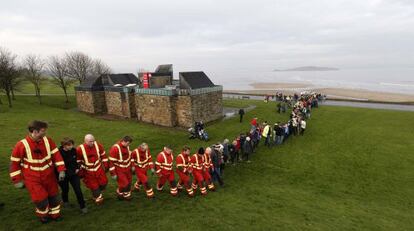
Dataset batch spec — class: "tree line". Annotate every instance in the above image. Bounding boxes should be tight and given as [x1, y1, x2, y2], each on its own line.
[0, 47, 111, 108]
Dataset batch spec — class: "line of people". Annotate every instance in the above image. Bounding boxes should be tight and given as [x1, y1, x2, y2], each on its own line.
[224, 93, 321, 166]
[8, 121, 221, 224]
[8, 93, 321, 224]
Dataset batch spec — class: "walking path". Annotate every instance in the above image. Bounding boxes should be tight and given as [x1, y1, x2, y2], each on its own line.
[223, 93, 414, 112]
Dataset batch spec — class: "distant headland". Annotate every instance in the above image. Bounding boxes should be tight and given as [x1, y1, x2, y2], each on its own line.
[273, 66, 340, 71]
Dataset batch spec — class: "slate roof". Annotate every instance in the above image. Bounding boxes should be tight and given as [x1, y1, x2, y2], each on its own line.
[179, 71, 215, 89]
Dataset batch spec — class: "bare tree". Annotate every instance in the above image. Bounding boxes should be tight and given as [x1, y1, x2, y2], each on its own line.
[23, 54, 45, 104]
[65, 51, 112, 84]
[92, 58, 111, 77]
[48, 55, 74, 103]
[65, 51, 94, 84]
[0, 47, 20, 108]
[10, 74, 25, 100]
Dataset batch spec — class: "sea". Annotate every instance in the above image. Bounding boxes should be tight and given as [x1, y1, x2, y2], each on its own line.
[207, 67, 414, 95]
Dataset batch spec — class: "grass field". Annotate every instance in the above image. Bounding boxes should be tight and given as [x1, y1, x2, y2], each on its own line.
[13, 79, 76, 95]
[0, 95, 413, 230]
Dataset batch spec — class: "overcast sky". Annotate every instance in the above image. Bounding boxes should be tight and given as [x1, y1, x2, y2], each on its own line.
[1, 0, 414, 74]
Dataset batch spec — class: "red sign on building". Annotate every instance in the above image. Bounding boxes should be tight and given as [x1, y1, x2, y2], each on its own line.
[143, 72, 151, 89]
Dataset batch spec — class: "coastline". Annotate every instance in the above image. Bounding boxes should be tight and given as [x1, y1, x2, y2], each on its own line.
[225, 82, 414, 103]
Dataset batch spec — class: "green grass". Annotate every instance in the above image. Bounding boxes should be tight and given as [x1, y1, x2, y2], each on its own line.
[14, 79, 76, 95]
[0, 96, 413, 230]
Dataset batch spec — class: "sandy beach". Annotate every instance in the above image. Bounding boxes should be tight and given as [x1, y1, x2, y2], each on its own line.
[225, 82, 414, 103]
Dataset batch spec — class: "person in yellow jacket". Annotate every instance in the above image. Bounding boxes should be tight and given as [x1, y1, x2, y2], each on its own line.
[262, 122, 271, 147]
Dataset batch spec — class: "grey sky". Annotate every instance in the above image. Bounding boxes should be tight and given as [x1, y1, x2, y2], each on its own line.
[1, 0, 413, 74]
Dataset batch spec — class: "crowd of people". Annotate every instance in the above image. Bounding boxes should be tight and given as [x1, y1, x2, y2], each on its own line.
[232, 92, 322, 163]
[8, 92, 322, 224]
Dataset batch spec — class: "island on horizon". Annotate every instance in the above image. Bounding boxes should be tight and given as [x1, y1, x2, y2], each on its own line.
[273, 66, 340, 71]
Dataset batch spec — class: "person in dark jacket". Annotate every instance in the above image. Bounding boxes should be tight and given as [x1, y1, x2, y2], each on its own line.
[275, 123, 285, 145]
[243, 137, 253, 162]
[210, 145, 224, 186]
[239, 133, 246, 161]
[238, 108, 245, 123]
[229, 140, 237, 165]
[57, 137, 87, 213]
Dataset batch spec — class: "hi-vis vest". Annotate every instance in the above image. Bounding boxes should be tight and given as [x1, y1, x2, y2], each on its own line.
[203, 153, 213, 169]
[191, 154, 204, 171]
[133, 149, 152, 168]
[155, 152, 173, 173]
[176, 154, 190, 169]
[19, 137, 62, 172]
[109, 144, 131, 168]
[79, 142, 102, 171]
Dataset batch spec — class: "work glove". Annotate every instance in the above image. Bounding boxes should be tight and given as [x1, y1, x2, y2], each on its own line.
[112, 175, 118, 181]
[14, 181, 24, 189]
[58, 171, 66, 181]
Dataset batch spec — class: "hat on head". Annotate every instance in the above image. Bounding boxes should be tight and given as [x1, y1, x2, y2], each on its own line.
[198, 147, 205, 154]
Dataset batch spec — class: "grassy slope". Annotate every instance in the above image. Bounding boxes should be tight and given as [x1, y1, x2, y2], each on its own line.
[13, 79, 76, 95]
[0, 96, 413, 231]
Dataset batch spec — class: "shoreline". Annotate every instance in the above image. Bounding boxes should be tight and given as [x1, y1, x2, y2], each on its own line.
[226, 82, 414, 104]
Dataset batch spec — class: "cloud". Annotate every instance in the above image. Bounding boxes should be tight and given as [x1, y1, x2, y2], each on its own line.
[0, 0, 413, 74]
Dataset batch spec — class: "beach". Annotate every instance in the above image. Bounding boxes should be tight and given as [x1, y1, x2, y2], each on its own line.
[225, 82, 414, 103]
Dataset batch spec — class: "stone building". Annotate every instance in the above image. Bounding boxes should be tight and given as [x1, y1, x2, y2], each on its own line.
[75, 65, 223, 128]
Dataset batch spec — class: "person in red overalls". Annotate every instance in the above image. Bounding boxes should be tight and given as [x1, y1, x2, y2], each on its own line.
[9, 120, 66, 223]
[76, 134, 109, 205]
[109, 136, 133, 201]
[155, 145, 178, 196]
[203, 147, 215, 191]
[176, 145, 194, 197]
[190, 147, 207, 195]
[131, 143, 155, 198]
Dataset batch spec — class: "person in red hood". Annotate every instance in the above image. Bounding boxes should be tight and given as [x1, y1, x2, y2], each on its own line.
[251, 117, 257, 126]
[109, 136, 133, 201]
[9, 120, 66, 223]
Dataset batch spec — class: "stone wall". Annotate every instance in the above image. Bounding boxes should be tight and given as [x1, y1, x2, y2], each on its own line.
[150, 76, 172, 88]
[76, 88, 223, 127]
[105, 91, 123, 117]
[105, 91, 136, 118]
[127, 92, 136, 118]
[76, 90, 106, 114]
[175, 90, 223, 128]
[191, 90, 223, 125]
[175, 95, 193, 127]
[135, 94, 177, 127]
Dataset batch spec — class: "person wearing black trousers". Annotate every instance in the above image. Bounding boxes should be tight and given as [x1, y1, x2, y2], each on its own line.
[238, 108, 245, 123]
[57, 138, 87, 214]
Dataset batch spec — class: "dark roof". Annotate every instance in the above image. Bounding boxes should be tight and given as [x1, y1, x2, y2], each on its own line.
[154, 64, 173, 74]
[179, 72, 215, 89]
[78, 73, 138, 89]
[103, 73, 139, 86]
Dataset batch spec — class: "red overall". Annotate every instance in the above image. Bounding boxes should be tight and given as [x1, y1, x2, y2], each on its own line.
[131, 147, 155, 198]
[190, 153, 207, 195]
[203, 152, 215, 191]
[176, 152, 194, 197]
[109, 142, 132, 200]
[155, 151, 178, 196]
[9, 136, 66, 219]
[76, 142, 108, 204]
